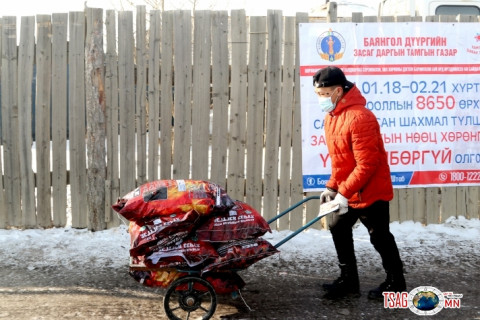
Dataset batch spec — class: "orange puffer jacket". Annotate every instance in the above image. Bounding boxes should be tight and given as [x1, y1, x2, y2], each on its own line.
[324, 85, 393, 209]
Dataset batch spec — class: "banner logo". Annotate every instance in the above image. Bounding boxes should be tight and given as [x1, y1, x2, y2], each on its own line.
[316, 29, 346, 62]
[467, 33, 480, 55]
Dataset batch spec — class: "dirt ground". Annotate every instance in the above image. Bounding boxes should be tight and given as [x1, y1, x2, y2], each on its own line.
[1, 239, 479, 320]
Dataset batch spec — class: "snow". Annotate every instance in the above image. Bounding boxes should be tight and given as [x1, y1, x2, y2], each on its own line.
[1, 215, 478, 271]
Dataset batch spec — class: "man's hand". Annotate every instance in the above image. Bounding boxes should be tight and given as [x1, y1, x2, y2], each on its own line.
[331, 193, 348, 214]
[320, 188, 337, 204]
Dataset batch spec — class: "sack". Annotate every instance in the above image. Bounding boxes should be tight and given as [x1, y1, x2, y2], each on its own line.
[195, 201, 271, 242]
[205, 272, 245, 294]
[112, 180, 235, 222]
[128, 210, 200, 256]
[129, 269, 187, 288]
[202, 238, 278, 273]
[144, 239, 218, 269]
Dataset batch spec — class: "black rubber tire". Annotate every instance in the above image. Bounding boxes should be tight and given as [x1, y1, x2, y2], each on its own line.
[163, 276, 217, 320]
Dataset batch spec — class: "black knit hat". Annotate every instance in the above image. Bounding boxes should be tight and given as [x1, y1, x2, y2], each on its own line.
[313, 66, 354, 90]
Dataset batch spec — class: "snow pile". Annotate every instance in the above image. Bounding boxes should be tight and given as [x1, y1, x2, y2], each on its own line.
[0, 216, 478, 271]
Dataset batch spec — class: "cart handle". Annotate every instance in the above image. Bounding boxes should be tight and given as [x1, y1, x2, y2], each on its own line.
[267, 195, 329, 249]
[267, 195, 320, 225]
[273, 214, 323, 248]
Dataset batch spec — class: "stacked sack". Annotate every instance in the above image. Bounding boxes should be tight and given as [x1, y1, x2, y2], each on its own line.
[112, 179, 278, 294]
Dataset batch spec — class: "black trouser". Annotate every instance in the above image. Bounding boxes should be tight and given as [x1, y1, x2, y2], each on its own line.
[329, 200, 404, 276]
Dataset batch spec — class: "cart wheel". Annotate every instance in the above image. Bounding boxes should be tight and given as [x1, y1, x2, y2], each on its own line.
[164, 276, 217, 320]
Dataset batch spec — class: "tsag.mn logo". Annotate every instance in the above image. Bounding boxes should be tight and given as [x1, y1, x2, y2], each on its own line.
[384, 286, 463, 316]
[316, 28, 346, 62]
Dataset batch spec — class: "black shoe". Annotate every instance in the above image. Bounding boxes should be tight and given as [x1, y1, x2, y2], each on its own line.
[322, 264, 360, 300]
[368, 274, 406, 300]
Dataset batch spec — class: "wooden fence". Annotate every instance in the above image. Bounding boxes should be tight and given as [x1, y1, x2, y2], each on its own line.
[0, 6, 478, 230]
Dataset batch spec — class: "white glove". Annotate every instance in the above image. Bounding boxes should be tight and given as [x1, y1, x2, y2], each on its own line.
[331, 193, 349, 215]
[320, 188, 337, 204]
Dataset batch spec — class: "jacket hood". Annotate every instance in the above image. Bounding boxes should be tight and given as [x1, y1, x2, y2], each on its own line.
[330, 85, 366, 116]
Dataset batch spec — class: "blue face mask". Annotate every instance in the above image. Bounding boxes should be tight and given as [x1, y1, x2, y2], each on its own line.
[318, 89, 340, 112]
[318, 96, 335, 112]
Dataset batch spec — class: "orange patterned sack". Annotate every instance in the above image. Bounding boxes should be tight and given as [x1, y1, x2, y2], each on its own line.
[112, 180, 234, 223]
[129, 268, 187, 288]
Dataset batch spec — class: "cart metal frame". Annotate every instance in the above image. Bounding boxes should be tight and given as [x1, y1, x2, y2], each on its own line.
[162, 195, 333, 320]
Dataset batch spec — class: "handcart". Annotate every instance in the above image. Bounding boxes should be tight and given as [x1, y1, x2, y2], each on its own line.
[158, 195, 338, 320]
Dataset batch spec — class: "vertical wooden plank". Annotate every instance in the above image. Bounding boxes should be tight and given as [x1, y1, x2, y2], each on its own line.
[245, 16, 266, 212]
[424, 183, 437, 222]
[290, 13, 309, 231]
[136, 6, 147, 185]
[457, 14, 477, 221]
[363, 16, 379, 23]
[105, 10, 120, 226]
[458, 14, 479, 23]
[390, 190, 400, 223]
[263, 10, 283, 223]
[467, 187, 480, 219]
[380, 16, 395, 23]
[413, 188, 426, 224]
[456, 186, 468, 218]
[191, 10, 212, 181]
[384, 17, 410, 223]
[35, 15, 53, 228]
[51, 13, 68, 227]
[104, 180, 111, 225]
[401, 14, 424, 225]
[69, 12, 87, 228]
[439, 15, 458, 23]
[440, 187, 457, 222]
[326, 1, 338, 23]
[85, 8, 106, 231]
[0, 19, 1, 73]
[118, 11, 136, 195]
[351, 12, 363, 22]
[147, 10, 161, 181]
[397, 187, 413, 222]
[278, 16, 295, 230]
[227, 9, 247, 201]
[160, 10, 174, 179]
[18, 16, 36, 228]
[1, 17, 21, 227]
[426, 187, 441, 224]
[437, 15, 459, 224]
[210, 11, 229, 187]
[0, 18, 5, 228]
[172, 10, 192, 179]
[425, 16, 439, 23]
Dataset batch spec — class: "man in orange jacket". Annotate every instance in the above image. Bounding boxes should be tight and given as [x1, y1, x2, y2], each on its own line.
[313, 66, 406, 300]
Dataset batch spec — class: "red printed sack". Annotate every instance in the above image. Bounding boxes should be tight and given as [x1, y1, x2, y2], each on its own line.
[205, 271, 246, 294]
[195, 200, 271, 242]
[112, 180, 234, 222]
[202, 238, 278, 274]
[144, 239, 218, 269]
[128, 210, 200, 256]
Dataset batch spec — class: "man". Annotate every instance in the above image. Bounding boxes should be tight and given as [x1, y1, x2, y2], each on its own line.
[313, 66, 406, 300]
